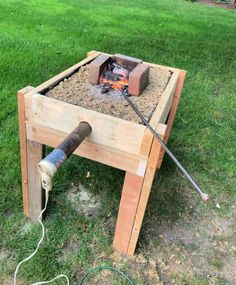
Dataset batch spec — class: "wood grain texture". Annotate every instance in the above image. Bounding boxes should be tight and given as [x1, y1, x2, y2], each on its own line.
[127, 124, 167, 256]
[27, 140, 44, 221]
[149, 70, 179, 129]
[139, 128, 153, 157]
[113, 172, 144, 254]
[17, 86, 34, 216]
[26, 123, 148, 176]
[87, 50, 100, 57]
[127, 70, 186, 253]
[113, 124, 167, 255]
[156, 70, 186, 169]
[25, 94, 147, 156]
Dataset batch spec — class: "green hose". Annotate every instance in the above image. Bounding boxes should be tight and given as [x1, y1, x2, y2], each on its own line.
[78, 265, 135, 285]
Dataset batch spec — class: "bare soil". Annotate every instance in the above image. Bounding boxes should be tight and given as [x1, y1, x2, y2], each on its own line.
[66, 182, 236, 284]
[66, 183, 101, 218]
[141, 206, 236, 284]
[46, 65, 171, 124]
[84, 203, 236, 284]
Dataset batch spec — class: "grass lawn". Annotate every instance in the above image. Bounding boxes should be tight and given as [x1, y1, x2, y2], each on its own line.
[0, 0, 236, 284]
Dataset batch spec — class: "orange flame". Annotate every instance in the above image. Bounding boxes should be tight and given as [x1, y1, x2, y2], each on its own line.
[99, 76, 128, 90]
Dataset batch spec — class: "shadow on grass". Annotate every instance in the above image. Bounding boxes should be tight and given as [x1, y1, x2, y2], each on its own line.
[148, 161, 189, 222]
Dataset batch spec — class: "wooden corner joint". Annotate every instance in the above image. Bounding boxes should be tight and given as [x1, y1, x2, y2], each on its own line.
[156, 123, 167, 137]
[17, 86, 35, 217]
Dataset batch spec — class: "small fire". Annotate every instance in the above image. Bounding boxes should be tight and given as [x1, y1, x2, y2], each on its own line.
[99, 61, 129, 93]
[101, 77, 128, 89]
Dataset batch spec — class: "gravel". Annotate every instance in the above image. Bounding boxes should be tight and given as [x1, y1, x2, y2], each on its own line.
[46, 64, 172, 124]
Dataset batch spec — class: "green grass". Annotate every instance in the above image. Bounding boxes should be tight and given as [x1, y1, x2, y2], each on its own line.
[0, 0, 236, 284]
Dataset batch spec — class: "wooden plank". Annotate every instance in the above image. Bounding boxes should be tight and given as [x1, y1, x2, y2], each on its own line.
[113, 172, 144, 254]
[87, 50, 102, 58]
[156, 70, 186, 169]
[27, 140, 44, 221]
[127, 124, 167, 256]
[145, 62, 177, 73]
[139, 70, 179, 160]
[26, 123, 148, 176]
[139, 128, 153, 157]
[149, 70, 179, 130]
[113, 123, 166, 255]
[17, 86, 34, 216]
[25, 52, 101, 97]
[25, 94, 147, 156]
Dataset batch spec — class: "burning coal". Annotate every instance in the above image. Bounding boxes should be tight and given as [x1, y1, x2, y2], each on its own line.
[89, 53, 150, 96]
[99, 61, 129, 93]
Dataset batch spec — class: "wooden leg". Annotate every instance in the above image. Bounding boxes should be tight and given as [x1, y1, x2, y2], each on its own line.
[115, 72, 186, 254]
[113, 124, 167, 256]
[27, 140, 44, 221]
[18, 86, 34, 217]
[126, 124, 167, 256]
[125, 75, 187, 254]
[113, 172, 145, 254]
[18, 86, 44, 221]
[123, 73, 187, 254]
[156, 70, 186, 169]
[127, 138, 165, 255]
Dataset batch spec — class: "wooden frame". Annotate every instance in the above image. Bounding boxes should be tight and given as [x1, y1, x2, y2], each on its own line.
[17, 50, 186, 255]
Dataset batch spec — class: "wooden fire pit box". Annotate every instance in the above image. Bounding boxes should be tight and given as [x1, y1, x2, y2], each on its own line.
[18, 51, 186, 256]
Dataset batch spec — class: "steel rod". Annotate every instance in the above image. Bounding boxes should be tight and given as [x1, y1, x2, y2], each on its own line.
[121, 90, 209, 202]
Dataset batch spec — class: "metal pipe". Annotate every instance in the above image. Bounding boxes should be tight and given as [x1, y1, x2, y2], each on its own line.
[121, 90, 209, 202]
[38, 121, 92, 191]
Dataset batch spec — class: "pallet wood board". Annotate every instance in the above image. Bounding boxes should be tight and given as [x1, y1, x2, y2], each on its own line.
[113, 123, 167, 254]
[127, 125, 167, 255]
[25, 93, 147, 156]
[27, 140, 44, 221]
[26, 123, 148, 176]
[17, 86, 34, 217]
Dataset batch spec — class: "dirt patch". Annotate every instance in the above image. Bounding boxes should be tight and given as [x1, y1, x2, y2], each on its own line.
[0, 250, 16, 285]
[46, 65, 171, 124]
[198, 0, 236, 10]
[20, 221, 34, 235]
[77, 251, 164, 285]
[47, 192, 236, 285]
[64, 181, 236, 284]
[141, 205, 236, 284]
[222, 257, 236, 284]
[66, 183, 101, 218]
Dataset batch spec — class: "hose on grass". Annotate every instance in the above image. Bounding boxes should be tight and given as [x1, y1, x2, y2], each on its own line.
[78, 265, 135, 285]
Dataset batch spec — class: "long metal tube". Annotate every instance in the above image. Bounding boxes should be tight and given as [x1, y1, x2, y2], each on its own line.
[38, 122, 92, 192]
[121, 90, 209, 202]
